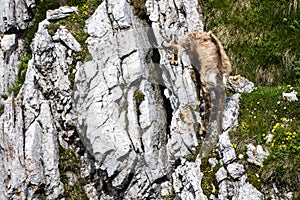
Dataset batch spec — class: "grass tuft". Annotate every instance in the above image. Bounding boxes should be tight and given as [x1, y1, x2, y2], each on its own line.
[201, 0, 300, 86]
[230, 86, 300, 196]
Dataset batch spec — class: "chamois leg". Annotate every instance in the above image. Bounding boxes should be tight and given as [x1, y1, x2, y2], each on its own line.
[200, 81, 211, 136]
[199, 73, 226, 157]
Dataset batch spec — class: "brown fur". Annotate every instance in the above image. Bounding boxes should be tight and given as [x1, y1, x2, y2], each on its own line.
[167, 31, 232, 136]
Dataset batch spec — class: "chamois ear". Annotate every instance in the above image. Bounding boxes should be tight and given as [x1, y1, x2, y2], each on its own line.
[209, 32, 232, 74]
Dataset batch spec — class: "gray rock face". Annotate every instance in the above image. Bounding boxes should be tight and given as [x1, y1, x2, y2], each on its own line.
[246, 144, 269, 166]
[282, 90, 298, 102]
[227, 163, 245, 179]
[0, 34, 23, 96]
[0, 0, 35, 33]
[227, 75, 255, 93]
[46, 6, 77, 21]
[236, 183, 263, 200]
[53, 26, 81, 51]
[0, 18, 79, 198]
[216, 167, 228, 182]
[74, 0, 205, 198]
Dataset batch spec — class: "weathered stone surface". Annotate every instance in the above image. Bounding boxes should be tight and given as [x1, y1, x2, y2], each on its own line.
[0, 13, 79, 198]
[227, 163, 245, 179]
[208, 157, 218, 169]
[282, 90, 298, 102]
[223, 94, 240, 133]
[54, 26, 82, 51]
[0, 0, 34, 32]
[1, 34, 16, 51]
[216, 167, 228, 183]
[218, 132, 236, 165]
[46, 6, 77, 20]
[236, 183, 263, 200]
[246, 144, 269, 166]
[172, 158, 208, 200]
[227, 75, 255, 93]
[0, 34, 23, 96]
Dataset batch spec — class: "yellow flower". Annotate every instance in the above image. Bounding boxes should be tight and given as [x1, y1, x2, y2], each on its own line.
[212, 189, 216, 193]
[271, 129, 275, 133]
[281, 124, 285, 128]
[262, 133, 266, 137]
[271, 143, 274, 147]
[233, 143, 237, 148]
[260, 164, 264, 168]
[281, 117, 287, 122]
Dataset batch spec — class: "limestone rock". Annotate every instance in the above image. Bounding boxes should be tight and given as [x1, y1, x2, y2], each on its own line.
[236, 183, 263, 200]
[208, 157, 218, 169]
[0, 0, 34, 32]
[0, 35, 23, 96]
[246, 144, 269, 166]
[46, 6, 77, 21]
[172, 158, 208, 200]
[1, 34, 16, 51]
[54, 26, 82, 51]
[223, 94, 240, 133]
[218, 132, 236, 165]
[216, 167, 228, 182]
[227, 163, 245, 179]
[282, 90, 298, 102]
[227, 75, 255, 93]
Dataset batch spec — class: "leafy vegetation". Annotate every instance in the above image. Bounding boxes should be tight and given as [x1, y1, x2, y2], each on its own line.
[201, 0, 300, 86]
[7, 54, 32, 96]
[163, 189, 175, 200]
[0, 104, 4, 115]
[130, 0, 148, 21]
[230, 86, 300, 197]
[200, 153, 220, 197]
[201, 1, 300, 195]
[134, 89, 145, 119]
[59, 146, 88, 199]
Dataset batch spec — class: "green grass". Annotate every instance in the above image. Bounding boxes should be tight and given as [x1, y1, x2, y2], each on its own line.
[201, 0, 300, 86]
[229, 86, 300, 197]
[130, 0, 148, 21]
[0, 104, 4, 115]
[200, 152, 220, 197]
[59, 146, 89, 199]
[7, 54, 32, 96]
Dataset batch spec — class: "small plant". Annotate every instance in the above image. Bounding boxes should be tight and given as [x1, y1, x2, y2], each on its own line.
[134, 89, 145, 104]
[59, 146, 81, 173]
[130, 0, 148, 20]
[200, 153, 220, 197]
[7, 54, 32, 96]
[58, 146, 89, 199]
[0, 104, 4, 115]
[163, 189, 175, 200]
[134, 89, 145, 118]
[230, 86, 300, 196]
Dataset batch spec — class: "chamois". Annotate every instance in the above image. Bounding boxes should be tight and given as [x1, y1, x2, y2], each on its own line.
[164, 31, 232, 156]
